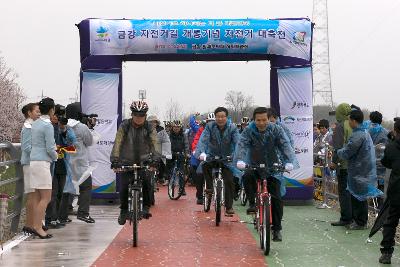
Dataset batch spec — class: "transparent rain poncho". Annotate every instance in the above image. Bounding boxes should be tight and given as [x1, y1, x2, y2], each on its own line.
[338, 126, 383, 201]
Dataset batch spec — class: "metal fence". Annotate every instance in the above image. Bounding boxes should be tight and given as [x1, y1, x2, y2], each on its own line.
[0, 142, 24, 236]
[313, 143, 383, 216]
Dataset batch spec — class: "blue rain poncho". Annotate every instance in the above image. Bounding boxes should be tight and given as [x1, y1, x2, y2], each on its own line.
[337, 126, 383, 201]
[195, 120, 241, 177]
[234, 122, 298, 196]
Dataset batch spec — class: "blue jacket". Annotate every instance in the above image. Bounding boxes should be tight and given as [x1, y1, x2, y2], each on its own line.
[20, 119, 33, 166]
[195, 121, 240, 176]
[338, 126, 382, 201]
[369, 123, 389, 145]
[30, 116, 58, 162]
[234, 122, 298, 196]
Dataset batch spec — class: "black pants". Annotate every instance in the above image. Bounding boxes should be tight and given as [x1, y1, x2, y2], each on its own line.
[46, 173, 66, 221]
[351, 194, 368, 226]
[77, 176, 92, 217]
[381, 204, 400, 254]
[157, 161, 166, 182]
[243, 170, 283, 231]
[338, 169, 352, 223]
[59, 193, 73, 220]
[120, 170, 151, 210]
[194, 166, 204, 200]
[203, 162, 234, 209]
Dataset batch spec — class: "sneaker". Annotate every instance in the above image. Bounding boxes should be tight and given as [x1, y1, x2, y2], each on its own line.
[118, 210, 128, 225]
[379, 253, 392, 264]
[246, 204, 256, 214]
[346, 222, 367, 230]
[77, 215, 95, 223]
[59, 218, 72, 224]
[225, 208, 235, 216]
[46, 221, 65, 229]
[196, 198, 204, 205]
[331, 220, 351, 226]
[272, 230, 282, 242]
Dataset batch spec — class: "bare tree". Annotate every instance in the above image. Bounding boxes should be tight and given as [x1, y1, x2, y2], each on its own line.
[164, 99, 184, 122]
[0, 56, 25, 142]
[224, 90, 254, 123]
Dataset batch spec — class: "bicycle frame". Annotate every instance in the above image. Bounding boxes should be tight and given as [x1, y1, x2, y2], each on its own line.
[127, 166, 144, 222]
[213, 165, 225, 207]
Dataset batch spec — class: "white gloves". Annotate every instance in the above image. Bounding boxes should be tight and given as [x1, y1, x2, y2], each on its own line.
[236, 161, 246, 170]
[166, 154, 172, 160]
[199, 153, 207, 161]
[285, 163, 294, 172]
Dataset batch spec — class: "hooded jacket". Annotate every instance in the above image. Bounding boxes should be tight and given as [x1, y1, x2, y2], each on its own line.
[381, 137, 400, 204]
[332, 103, 353, 169]
[234, 122, 298, 196]
[194, 120, 240, 176]
[337, 125, 382, 201]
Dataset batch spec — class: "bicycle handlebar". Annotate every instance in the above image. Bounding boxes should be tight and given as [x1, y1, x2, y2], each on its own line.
[245, 163, 286, 174]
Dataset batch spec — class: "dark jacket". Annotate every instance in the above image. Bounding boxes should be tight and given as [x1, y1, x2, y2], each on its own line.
[169, 129, 189, 155]
[381, 138, 400, 204]
[111, 119, 160, 164]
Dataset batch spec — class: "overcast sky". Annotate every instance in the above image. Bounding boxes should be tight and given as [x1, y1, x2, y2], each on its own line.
[1, 0, 399, 120]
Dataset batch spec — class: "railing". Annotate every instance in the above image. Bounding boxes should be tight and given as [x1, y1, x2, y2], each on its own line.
[313, 142, 383, 217]
[0, 142, 24, 236]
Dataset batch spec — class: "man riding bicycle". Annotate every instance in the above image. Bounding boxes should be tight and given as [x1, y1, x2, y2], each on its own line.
[195, 107, 240, 216]
[110, 101, 161, 225]
[235, 107, 297, 241]
[168, 120, 190, 195]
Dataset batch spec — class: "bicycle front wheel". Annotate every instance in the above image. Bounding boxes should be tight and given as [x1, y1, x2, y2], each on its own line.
[132, 190, 139, 247]
[261, 197, 271, 255]
[240, 188, 247, 206]
[168, 171, 182, 200]
[215, 180, 222, 226]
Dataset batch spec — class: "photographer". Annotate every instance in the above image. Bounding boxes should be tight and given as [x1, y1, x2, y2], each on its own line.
[65, 102, 98, 223]
[45, 104, 77, 228]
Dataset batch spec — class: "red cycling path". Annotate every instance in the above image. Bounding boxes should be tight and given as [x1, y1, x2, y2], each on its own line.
[91, 186, 266, 267]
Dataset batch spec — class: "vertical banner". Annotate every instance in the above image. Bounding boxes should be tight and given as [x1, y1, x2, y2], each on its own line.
[81, 72, 119, 193]
[278, 67, 313, 200]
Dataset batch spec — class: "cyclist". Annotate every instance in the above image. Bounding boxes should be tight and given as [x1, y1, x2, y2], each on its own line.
[195, 107, 240, 216]
[239, 117, 250, 133]
[192, 113, 215, 205]
[147, 115, 171, 185]
[235, 107, 297, 242]
[110, 101, 161, 225]
[168, 120, 190, 195]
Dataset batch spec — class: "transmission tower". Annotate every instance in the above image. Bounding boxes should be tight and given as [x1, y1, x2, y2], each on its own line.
[312, 0, 334, 108]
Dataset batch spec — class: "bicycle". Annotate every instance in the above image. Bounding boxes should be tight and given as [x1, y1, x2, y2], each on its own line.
[114, 162, 150, 247]
[239, 179, 247, 206]
[202, 155, 232, 226]
[168, 152, 187, 200]
[245, 162, 286, 256]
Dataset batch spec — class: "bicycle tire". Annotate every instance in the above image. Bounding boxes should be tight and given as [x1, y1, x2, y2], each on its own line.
[240, 188, 247, 206]
[203, 184, 211, 213]
[168, 170, 182, 200]
[262, 197, 271, 256]
[132, 190, 139, 247]
[215, 180, 222, 226]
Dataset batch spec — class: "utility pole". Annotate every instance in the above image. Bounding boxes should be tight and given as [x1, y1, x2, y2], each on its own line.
[312, 0, 334, 108]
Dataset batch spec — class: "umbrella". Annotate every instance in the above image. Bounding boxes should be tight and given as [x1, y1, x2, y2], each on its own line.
[369, 197, 391, 238]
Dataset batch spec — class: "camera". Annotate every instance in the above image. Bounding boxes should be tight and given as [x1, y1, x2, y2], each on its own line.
[55, 104, 68, 126]
[80, 113, 98, 129]
[328, 110, 336, 116]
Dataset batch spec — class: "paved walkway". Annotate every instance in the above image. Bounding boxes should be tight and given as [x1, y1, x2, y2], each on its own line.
[92, 186, 265, 266]
[1, 185, 399, 267]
